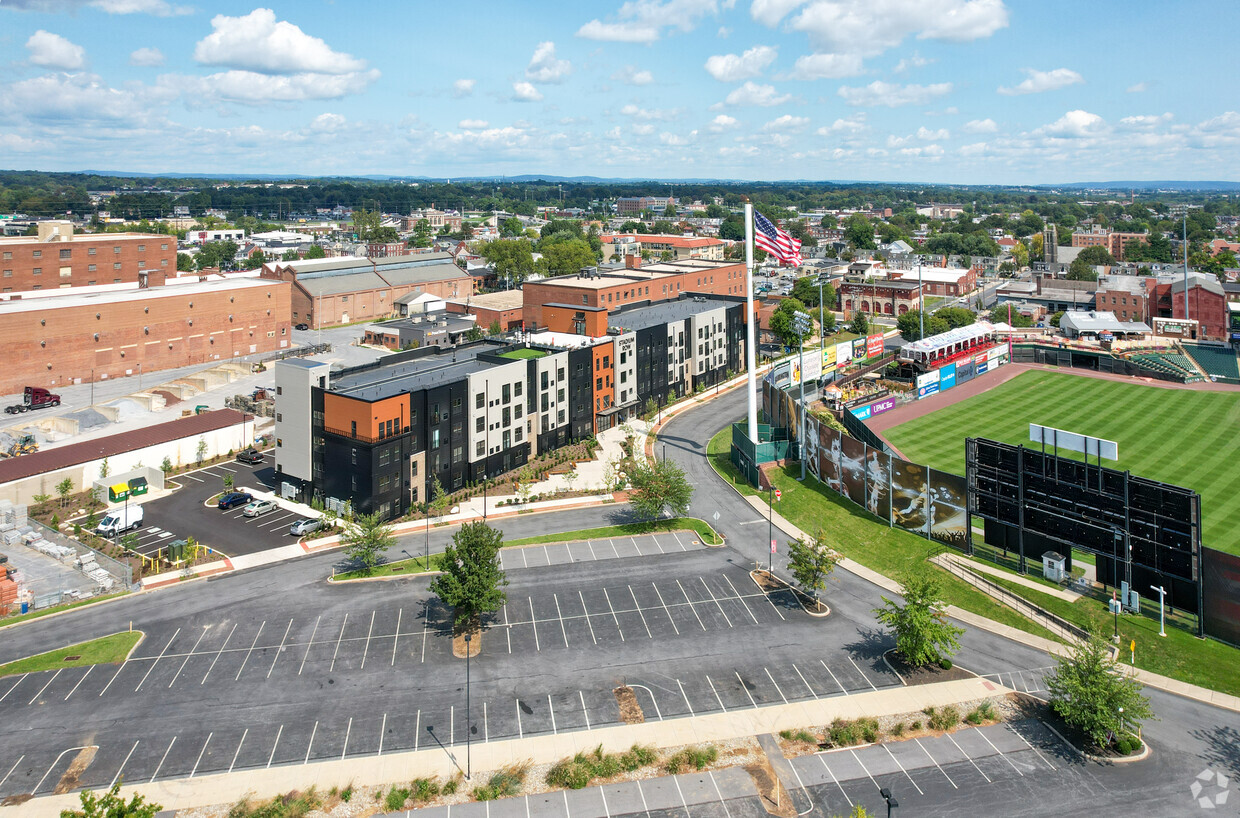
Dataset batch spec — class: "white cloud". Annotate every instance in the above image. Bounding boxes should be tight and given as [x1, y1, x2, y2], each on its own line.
[577, 0, 719, 43]
[660, 130, 698, 146]
[784, 52, 862, 80]
[772, 0, 1008, 60]
[750, 0, 808, 27]
[704, 45, 777, 82]
[959, 141, 989, 156]
[194, 9, 366, 75]
[26, 30, 86, 70]
[916, 126, 949, 140]
[816, 113, 866, 135]
[762, 114, 808, 131]
[613, 66, 654, 85]
[459, 118, 489, 129]
[717, 25, 731, 37]
[1120, 113, 1172, 128]
[724, 81, 792, 106]
[837, 81, 951, 107]
[963, 117, 997, 133]
[1, 72, 143, 123]
[708, 114, 739, 131]
[453, 78, 476, 97]
[309, 112, 346, 132]
[526, 41, 571, 83]
[997, 67, 1084, 96]
[0, 133, 46, 152]
[1126, 82, 1148, 93]
[893, 52, 932, 73]
[129, 47, 165, 67]
[180, 70, 380, 103]
[511, 81, 543, 102]
[900, 144, 944, 157]
[2, 0, 190, 15]
[632, 123, 655, 135]
[1035, 109, 1109, 139]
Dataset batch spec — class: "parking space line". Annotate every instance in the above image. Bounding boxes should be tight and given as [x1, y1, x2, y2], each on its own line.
[553, 594, 570, 648]
[848, 748, 882, 793]
[169, 627, 211, 688]
[706, 675, 727, 712]
[675, 580, 706, 631]
[915, 737, 957, 788]
[976, 728, 1023, 775]
[303, 722, 318, 764]
[377, 714, 387, 756]
[791, 663, 819, 699]
[670, 530, 687, 550]
[27, 669, 61, 705]
[758, 585, 786, 621]
[945, 732, 990, 782]
[135, 628, 181, 692]
[298, 616, 319, 676]
[579, 691, 591, 731]
[98, 663, 125, 696]
[721, 574, 760, 624]
[528, 598, 541, 651]
[818, 659, 847, 694]
[1007, 724, 1055, 770]
[515, 700, 522, 739]
[848, 656, 879, 692]
[577, 591, 597, 644]
[603, 589, 625, 641]
[648, 535, 664, 554]
[548, 695, 558, 734]
[736, 672, 758, 709]
[0, 755, 23, 793]
[64, 666, 93, 701]
[267, 725, 282, 768]
[676, 679, 695, 716]
[503, 604, 512, 653]
[609, 538, 620, 558]
[483, 702, 488, 742]
[422, 620, 428, 662]
[700, 577, 732, 627]
[627, 585, 653, 638]
[651, 583, 680, 635]
[190, 734, 212, 778]
[329, 614, 349, 673]
[882, 743, 924, 795]
[360, 611, 376, 669]
[673, 775, 692, 815]
[234, 622, 265, 681]
[181, 474, 204, 483]
[815, 753, 853, 806]
[415, 710, 421, 750]
[391, 610, 402, 666]
[635, 779, 650, 814]
[600, 781, 611, 817]
[543, 545, 552, 565]
[148, 737, 176, 784]
[110, 740, 139, 788]
[267, 619, 293, 679]
[201, 622, 238, 685]
[520, 547, 528, 568]
[229, 729, 249, 774]
[763, 667, 789, 703]
[341, 717, 352, 760]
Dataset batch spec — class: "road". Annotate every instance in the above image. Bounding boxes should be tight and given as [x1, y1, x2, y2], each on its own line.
[0, 386, 1234, 816]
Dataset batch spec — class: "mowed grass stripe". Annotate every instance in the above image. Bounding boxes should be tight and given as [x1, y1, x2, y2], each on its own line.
[884, 370, 1240, 554]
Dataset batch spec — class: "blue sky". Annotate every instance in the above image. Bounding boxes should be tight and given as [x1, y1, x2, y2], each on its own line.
[0, 0, 1236, 184]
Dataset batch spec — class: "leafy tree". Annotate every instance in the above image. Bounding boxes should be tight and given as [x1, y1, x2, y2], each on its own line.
[195, 240, 238, 270]
[819, 310, 837, 333]
[787, 528, 841, 604]
[619, 220, 645, 233]
[847, 311, 870, 335]
[61, 780, 161, 818]
[769, 298, 814, 347]
[819, 213, 838, 229]
[1077, 245, 1117, 266]
[1011, 240, 1029, 269]
[410, 218, 434, 248]
[663, 201, 677, 217]
[222, 472, 234, 491]
[176, 252, 195, 272]
[99, 457, 110, 480]
[430, 476, 449, 520]
[1030, 233, 1044, 261]
[304, 244, 327, 259]
[626, 457, 693, 523]
[1125, 233, 1172, 263]
[281, 248, 300, 261]
[704, 203, 729, 219]
[719, 215, 745, 242]
[241, 248, 265, 270]
[160, 456, 174, 474]
[1049, 310, 1065, 328]
[845, 213, 876, 250]
[791, 276, 833, 308]
[1067, 256, 1099, 281]
[488, 319, 502, 336]
[465, 326, 484, 341]
[351, 207, 399, 243]
[873, 567, 964, 668]
[650, 219, 681, 235]
[500, 217, 523, 238]
[479, 238, 535, 285]
[539, 238, 596, 277]
[342, 512, 395, 575]
[56, 477, 73, 509]
[1045, 636, 1153, 749]
[897, 310, 926, 342]
[195, 437, 208, 464]
[430, 521, 508, 626]
[935, 306, 976, 329]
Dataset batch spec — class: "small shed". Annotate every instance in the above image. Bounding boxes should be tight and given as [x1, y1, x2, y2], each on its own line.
[1042, 551, 1067, 583]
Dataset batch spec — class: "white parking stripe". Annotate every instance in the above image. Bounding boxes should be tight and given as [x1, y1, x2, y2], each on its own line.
[553, 594, 570, 648]
[268, 619, 294, 678]
[298, 616, 319, 676]
[109, 740, 139, 788]
[764, 667, 788, 703]
[603, 589, 625, 641]
[945, 732, 991, 783]
[150, 737, 176, 783]
[628, 586, 653, 638]
[64, 666, 93, 701]
[677, 679, 695, 716]
[27, 669, 61, 705]
[234, 622, 265, 681]
[1007, 724, 1055, 770]
[848, 747, 882, 792]
[547, 695, 558, 734]
[329, 614, 348, 672]
[736, 671, 758, 708]
[229, 728, 248, 773]
[579, 690, 591, 731]
[706, 675, 728, 712]
[721, 574, 760, 624]
[168, 628, 211, 688]
[882, 743, 924, 795]
[134, 628, 181, 692]
[391, 609, 402, 666]
[359, 611, 376, 669]
[528, 598, 541, 651]
[848, 656, 879, 692]
[266, 725, 283, 768]
[700, 577, 733, 627]
[915, 737, 957, 788]
[303, 722, 317, 764]
[651, 583, 679, 635]
[816, 753, 852, 806]
[976, 728, 1023, 775]
[791, 663, 819, 699]
[578, 591, 597, 644]
[190, 733, 213, 778]
[676, 579, 706, 631]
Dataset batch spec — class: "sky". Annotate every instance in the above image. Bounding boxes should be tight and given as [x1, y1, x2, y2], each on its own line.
[0, 0, 1237, 185]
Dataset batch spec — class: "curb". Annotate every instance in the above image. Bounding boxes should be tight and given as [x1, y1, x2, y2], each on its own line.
[748, 568, 830, 618]
[880, 650, 907, 686]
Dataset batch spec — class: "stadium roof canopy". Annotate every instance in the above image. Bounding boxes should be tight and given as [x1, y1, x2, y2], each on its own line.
[900, 321, 996, 356]
[1060, 310, 1151, 337]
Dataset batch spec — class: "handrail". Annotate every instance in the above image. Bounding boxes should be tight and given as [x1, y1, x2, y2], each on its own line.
[936, 554, 1091, 645]
[322, 425, 410, 444]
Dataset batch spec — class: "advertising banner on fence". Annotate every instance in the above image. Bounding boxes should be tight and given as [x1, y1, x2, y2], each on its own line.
[790, 351, 822, 386]
[956, 360, 976, 386]
[852, 404, 872, 421]
[939, 363, 957, 391]
[869, 396, 897, 417]
[916, 370, 940, 399]
[866, 333, 885, 359]
[976, 355, 989, 375]
[852, 338, 868, 360]
[836, 341, 854, 366]
[822, 343, 838, 374]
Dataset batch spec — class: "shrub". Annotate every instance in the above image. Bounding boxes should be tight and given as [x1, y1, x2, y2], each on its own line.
[546, 756, 592, 790]
[925, 705, 960, 732]
[474, 763, 529, 801]
[340, 784, 353, 803]
[939, 657, 953, 670]
[891, 722, 906, 737]
[384, 786, 411, 811]
[966, 701, 997, 725]
[858, 717, 880, 743]
[442, 780, 458, 796]
[410, 778, 439, 802]
[911, 719, 922, 731]
[228, 787, 320, 818]
[664, 745, 718, 774]
[779, 729, 817, 744]
[619, 744, 657, 771]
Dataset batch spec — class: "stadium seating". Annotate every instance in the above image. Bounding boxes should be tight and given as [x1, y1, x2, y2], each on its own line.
[1183, 343, 1240, 381]
[1128, 352, 1205, 382]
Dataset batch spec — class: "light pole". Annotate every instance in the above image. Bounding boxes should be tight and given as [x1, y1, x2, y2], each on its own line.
[464, 630, 472, 779]
[918, 256, 925, 340]
[880, 786, 899, 818]
[1150, 584, 1167, 637]
[793, 311, 812, 482]
[768, 484, 773, 575]
[482, 381, 489, 520]
[424, 498, 430, 570]
[817, 275, 827, 345]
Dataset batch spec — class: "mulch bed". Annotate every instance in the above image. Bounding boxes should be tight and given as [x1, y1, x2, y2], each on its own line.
[613, 685, 645, 724]
[1010, 691, 1143, 759]
[884, 650, 974, 685]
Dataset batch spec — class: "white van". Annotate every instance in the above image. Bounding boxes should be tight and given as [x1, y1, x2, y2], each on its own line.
[96, 505, 143, 537]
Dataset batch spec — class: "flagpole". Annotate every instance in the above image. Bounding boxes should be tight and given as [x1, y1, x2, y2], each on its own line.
[744, 203, 759, 444]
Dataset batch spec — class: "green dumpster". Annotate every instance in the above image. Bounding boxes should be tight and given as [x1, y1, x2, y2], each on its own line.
[107, 483, 129, 503]
[127, 476, 149, 496]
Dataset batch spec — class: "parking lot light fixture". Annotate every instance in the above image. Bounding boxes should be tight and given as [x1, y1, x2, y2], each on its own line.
[881, 786, 898, 817]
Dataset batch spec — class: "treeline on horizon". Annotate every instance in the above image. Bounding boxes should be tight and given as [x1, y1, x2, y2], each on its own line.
[2, 169, 1238, 224]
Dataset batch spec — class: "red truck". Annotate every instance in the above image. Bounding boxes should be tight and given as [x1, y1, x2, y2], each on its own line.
[5, 387, 61, 414]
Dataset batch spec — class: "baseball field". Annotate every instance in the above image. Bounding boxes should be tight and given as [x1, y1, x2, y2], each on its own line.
[883, 369, 1240, 554]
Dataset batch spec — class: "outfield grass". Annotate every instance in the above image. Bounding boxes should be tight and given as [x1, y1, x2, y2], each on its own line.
[0, 631, 142, 677]
[884, 370, 1240, 554]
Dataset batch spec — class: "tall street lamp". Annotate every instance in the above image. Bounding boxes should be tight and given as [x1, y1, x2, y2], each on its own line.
[793, 311, 813, 482]
[881, 786, 899, 818]
[464, 631, 473, 780]
[1150, 584, 1167, 637]
[768, 483, 774, 575]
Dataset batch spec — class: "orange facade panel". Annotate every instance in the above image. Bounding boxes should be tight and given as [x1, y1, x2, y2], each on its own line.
[323, 392, 411, 442]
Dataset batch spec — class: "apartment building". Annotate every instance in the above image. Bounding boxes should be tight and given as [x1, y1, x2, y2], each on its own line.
[0, 221, 172, 292]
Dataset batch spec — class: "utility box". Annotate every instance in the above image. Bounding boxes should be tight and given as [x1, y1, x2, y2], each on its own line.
[107, 483, 129, 503]
[1042, 551, 1066, 583]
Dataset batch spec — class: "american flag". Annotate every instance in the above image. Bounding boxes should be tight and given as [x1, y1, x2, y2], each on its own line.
[753, 210, 802, 265]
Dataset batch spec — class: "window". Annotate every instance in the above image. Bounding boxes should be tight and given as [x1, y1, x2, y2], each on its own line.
[350, 447, 357, 464]
[276, 412, 283, 423]
[541, 394, 549, 412]
[502, 407, 511, 426]
[475, 416, 484, 433]
[452, 445, 463, 463]
[88, 264, 96, 272]
[502, 383, 511, 403]
[114, 246, 121, 254]
[1, 252, 8, 260]
[276, 438, 282, 447]
[475, 392, 484, 409]
[557, 388, 565, 404]
[137, 244, 146, 252]
[113, 262, 121, 270]
[582, 295, 588, 304]
[557, 409, 565, 425]
[514, 404, 522, 418]
[137, 261, 145, 269]
[87, 248, 95, 256]
[451, 396, 462, 409]
[379, 475, 390, 492]
[161, 243, 168, 250]
[557, 367, 565, 381]
[514, 381, 522, 397]
[59, 249, 71, 260]
[351, 476, 358, 491]
[32, 267, 42, 275]
[411, 460, 418, 476]
[1, 270, 8, 277]
[379, 447, 392, 466]
[542, 413, 550, 429]
[540, 371, 549, 390]
[603, 355, 609, 368]
[476, 441, 485, 456]
[514, 427, 522, 442]
[32, 250, 41, 259]
[431, 429, 440, 448]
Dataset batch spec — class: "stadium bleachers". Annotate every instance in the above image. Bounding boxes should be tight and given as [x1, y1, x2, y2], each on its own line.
[1128, 352, 1205, 383]
[1183, 343, 1240, 381]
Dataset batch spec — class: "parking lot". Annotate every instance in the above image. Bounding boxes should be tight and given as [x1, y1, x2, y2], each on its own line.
[132, 450, 307, 558]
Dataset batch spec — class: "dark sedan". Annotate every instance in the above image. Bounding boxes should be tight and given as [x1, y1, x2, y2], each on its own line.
[218, 491, 253, 510]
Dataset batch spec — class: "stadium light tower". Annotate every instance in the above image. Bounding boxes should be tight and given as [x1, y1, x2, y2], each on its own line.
[794, 310, 813, 482]
[918, 256, 925, 340]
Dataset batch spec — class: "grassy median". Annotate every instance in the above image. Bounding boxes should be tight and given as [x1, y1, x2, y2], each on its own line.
[0, 631, 142, 677]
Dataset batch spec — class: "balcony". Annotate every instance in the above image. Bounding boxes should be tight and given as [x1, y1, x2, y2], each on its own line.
[323, 425, 410, 445]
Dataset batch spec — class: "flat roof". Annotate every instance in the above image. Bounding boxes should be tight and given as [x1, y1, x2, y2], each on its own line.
[0, 275, 281, 313]
[445, 290, 523, 310]
[0, 231, 165, 245]
[332, 345, 492, 401]
[610, 296, 733, 332]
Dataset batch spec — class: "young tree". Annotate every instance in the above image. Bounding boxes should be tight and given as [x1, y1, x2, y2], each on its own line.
[222, 472, 234, 492]
[161, 456, 174, 475]
[176, 252, 195, 272]
[1045, 636, 1153, 749]
[56, 477, 73, 509]
[430, 476, 449, 520]
[99, 457, 110, 480]
[61, 781, 161, 818]
[873, 567, 964, 668]
[196, 437, 208, 464]
[847, 311, 870, 336]
[769, 298, 814, 347]
[626, 458, 693, 524]
[562, 465, 577, 494]
[787, 529, 842, 604]
[341, 512, 396, 575]
[305, 244, 327, 259]
[488, 319, 502, 336]
[430, 521, 508, 627]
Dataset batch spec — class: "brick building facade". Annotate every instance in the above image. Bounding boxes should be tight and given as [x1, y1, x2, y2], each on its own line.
[0, 277, 291, 394]
[0, 222, 172, 293]
[839, 279, 923, 318]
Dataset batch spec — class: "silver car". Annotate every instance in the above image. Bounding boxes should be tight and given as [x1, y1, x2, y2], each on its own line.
[289, 518, 322, 536]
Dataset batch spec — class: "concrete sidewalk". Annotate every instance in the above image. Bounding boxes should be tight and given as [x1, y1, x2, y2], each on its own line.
[7, 677, 1005, 817]
[940, 552, 1085, 602]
